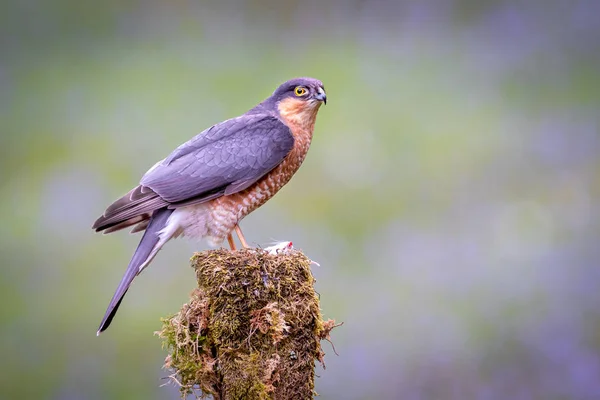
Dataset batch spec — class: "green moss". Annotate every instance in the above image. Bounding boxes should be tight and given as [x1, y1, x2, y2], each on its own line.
[157, 249, 337, 399]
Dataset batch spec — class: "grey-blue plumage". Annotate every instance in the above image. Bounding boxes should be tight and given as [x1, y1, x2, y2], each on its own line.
[141, 115, 295, 205]
[92, 114, 294, 232]
[97, 208, 173, 335]
[93, 77, 326, 334]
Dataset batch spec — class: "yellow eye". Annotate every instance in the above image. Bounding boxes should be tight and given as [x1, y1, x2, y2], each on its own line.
[294, 86, 307, 96]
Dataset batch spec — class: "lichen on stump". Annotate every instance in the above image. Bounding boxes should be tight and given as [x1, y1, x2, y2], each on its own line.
[157, 248, 337, 399]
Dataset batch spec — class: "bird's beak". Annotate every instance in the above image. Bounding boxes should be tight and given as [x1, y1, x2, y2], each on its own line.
[315, 87, 327, 105]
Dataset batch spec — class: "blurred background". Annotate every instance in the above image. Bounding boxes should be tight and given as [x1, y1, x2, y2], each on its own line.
[1, 0, 599, 399]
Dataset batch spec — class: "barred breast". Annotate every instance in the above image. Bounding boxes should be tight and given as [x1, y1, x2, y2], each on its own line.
[174, 97, 321, 247]
[205, 124, 313, 244]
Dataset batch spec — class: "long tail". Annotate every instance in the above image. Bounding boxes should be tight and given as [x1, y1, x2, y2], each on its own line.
[97, 208, 175, 335]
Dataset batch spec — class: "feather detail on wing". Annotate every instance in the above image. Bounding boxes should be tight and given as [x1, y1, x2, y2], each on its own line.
[141, 114, 294, 204]
[92, 185, 168, 233]
[101, 214, 150, 234]
[93, 112, 294, 234]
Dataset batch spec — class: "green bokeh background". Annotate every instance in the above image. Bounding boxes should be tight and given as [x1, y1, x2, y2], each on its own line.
[1, 1, 599, 399]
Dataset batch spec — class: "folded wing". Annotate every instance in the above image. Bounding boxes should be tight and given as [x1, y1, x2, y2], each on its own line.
[93, 113, 294, 233]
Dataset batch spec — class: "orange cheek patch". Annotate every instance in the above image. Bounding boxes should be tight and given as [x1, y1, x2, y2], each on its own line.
[278, 97, 311, 114]
[277, 98, 320, 131]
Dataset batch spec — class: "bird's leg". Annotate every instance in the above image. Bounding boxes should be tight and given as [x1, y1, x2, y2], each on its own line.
[227, 233, 237, 250]
[235, 224, 250, 248]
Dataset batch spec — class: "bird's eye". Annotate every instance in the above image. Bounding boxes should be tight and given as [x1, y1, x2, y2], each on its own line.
[294, 86, 307, 96]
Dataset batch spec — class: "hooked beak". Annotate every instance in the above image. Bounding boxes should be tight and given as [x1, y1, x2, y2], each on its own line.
[315, 87, 327, 105]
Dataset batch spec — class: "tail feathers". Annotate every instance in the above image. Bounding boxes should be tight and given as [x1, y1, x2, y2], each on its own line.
[97, 208, 174, 335]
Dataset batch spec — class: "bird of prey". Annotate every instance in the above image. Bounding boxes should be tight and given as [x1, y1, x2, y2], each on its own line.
[93, 77, 327, 335]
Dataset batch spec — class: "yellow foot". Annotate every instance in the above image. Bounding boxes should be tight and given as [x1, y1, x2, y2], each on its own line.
[235, 224, 250, 248]
[227, 233, 237, 250]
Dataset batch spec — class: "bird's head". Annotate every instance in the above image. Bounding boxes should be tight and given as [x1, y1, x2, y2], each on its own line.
[269, 77, 326, 129]
[271, 77, 327, 106]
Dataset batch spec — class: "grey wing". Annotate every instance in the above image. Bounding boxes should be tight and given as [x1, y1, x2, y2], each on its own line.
[93, 113, 293, 233]
[92, 184, 168, 232]
[140, 114, 294, 205]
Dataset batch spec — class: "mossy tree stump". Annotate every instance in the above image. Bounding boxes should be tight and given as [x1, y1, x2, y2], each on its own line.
[157, 249, 337, 399]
